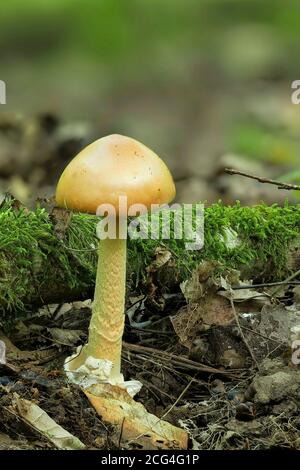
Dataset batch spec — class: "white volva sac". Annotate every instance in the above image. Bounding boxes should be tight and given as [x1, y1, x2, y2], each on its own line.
[64, 347, 142, 397]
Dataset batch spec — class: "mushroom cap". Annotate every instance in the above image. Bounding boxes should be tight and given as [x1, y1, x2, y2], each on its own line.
[55, 134, 176, 214]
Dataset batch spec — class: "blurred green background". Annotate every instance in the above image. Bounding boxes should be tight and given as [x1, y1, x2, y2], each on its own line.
[1, 0, 300, 205]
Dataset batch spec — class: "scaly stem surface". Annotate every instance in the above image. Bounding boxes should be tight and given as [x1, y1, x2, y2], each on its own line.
[69, 237, 127, 380]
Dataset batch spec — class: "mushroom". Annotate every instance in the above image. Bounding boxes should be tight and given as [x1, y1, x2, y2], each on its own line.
[55, 134, 175, 387]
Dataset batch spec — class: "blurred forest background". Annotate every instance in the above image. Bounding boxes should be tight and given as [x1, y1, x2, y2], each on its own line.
[1, 0, 300, 206]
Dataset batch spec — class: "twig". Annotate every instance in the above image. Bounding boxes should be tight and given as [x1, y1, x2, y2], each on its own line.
[229, 295, 260, 370]
[225, 168, 300, 191]
[229, 281, 300, 290]
[122, 342, 242, 378]
[142, 380, 175, 401]
[118, 418, 125, 449]
[159, 379, 194, 422]
[0, 362, 20, 374]
[240, 325, 283, 344]
[126, 378, 194, 447]
[271, 267, 300, 296]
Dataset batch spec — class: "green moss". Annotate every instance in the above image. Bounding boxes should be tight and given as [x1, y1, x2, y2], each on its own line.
[202, 201, 300, 279]
[129, 201, 300, 283]
[1, 199, 300, 323]
[0, 200, 97, 324]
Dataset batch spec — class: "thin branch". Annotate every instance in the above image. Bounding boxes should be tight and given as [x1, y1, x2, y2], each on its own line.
[225, 168, 300, 191]
[118, 418, 125, 449]
[159, 379, 194, 421]
[271, 267, 300, 296]
[122, 342, 240, 377]
[229, 281, 300, 290]
[229, 295, 260, 370]
[126, 378, 194, 447]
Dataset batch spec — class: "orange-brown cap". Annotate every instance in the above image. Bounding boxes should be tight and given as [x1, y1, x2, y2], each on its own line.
[55, 134, 176, 214]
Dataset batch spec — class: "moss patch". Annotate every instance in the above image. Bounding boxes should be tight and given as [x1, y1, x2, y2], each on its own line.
[131, 201, 300, 282]
[1, 200, 300, 323]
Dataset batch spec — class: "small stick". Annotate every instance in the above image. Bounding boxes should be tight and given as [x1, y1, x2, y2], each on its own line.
[118, 418, 125, 449]
[126, 379, 194, 447]
[122, 342, 236, 376]
[225, 168, 300, 191]
[229, 295, 260, 370]
[159, 379, 194, 421]
[229, 281, 300, 290]
[271, 267, 300, 296]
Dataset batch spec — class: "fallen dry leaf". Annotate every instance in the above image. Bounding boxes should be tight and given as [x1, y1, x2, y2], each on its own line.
[85, 383, 188, 450]
[12, 394, 85, 450]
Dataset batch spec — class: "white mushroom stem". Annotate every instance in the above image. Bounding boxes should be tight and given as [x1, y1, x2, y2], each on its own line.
[68, 237, 126, 382]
